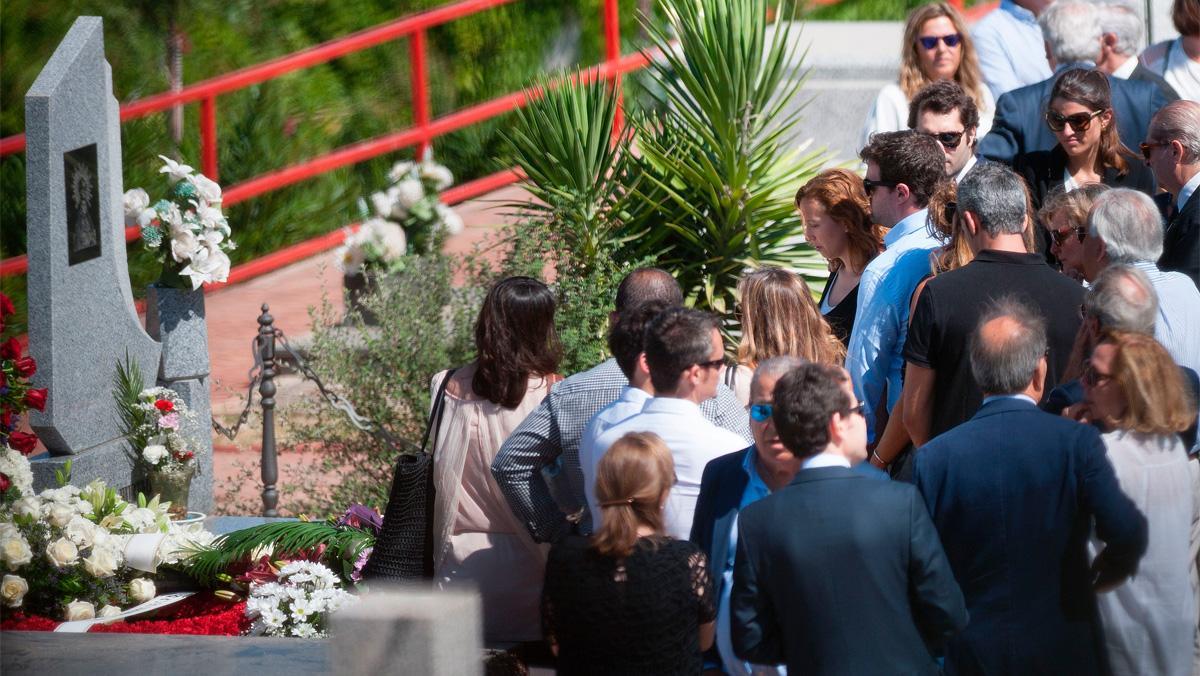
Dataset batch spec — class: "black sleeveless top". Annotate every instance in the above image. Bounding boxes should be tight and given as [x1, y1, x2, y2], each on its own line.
[819, 267, 859, 349]
[542, 536, 716, 675]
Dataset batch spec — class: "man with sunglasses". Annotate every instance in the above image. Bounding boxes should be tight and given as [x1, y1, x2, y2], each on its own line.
[913, 297, 1147, 676]
[908, 80, 980, 183]
[589, 307, 746, 541]
[1144, 100, 1200, 289]
[979, 0, 1170, 165]
[846, 130, 945, 446]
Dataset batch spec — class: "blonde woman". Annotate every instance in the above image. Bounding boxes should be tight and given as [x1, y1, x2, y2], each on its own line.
[542, 432, 716, 675]
[724, 267, 846, 405]
[1081, 331, 1199, 676]
[1037, 183, 1111, 281]
[861, 2, 995, 148]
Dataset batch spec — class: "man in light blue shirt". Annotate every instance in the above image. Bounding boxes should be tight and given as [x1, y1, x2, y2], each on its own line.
[846, 131, 946, 441]
[972, 0, 1053, 99]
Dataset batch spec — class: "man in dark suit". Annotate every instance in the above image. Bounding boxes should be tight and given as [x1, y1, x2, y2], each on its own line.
[1145, 100, 1200, 288]
[1095, 0, 1180, 103]
[979, 0, 1170, 165]
[731, 363, 967, 675]
[914, 298, 1148, 675]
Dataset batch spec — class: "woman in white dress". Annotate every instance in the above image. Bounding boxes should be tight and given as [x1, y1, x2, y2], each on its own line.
[861, 2, 995, 148]
[1081, 330, 1200, 676]
[1140, 0, 1200, 101]
[431, 276, 562, 644]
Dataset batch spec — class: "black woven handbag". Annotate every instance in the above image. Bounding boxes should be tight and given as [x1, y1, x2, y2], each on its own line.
[362, 368, 456, 581]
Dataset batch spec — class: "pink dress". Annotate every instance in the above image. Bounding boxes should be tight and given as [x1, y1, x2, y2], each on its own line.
[430, 364, 554, 642]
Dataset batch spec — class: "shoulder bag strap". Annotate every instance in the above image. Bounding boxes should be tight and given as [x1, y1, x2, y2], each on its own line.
[421, 368, 457, 455]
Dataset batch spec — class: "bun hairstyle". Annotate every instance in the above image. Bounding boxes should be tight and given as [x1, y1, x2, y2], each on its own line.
[591, 432, 675, 559]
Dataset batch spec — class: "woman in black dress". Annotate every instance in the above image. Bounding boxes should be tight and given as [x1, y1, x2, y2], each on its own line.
[542, 431, 716, 675]
[795, 169, 886, 348]
[1015, 68, 1156, 259]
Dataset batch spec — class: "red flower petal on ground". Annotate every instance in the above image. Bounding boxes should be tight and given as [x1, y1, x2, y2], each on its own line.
[14, 356, 36, 378]
[0, 473, 10, 492]
[8, 431, 38, 455]
[23, 388, 48, 412]
[154, 399, 174, 413]
[0, 337, 20, 360]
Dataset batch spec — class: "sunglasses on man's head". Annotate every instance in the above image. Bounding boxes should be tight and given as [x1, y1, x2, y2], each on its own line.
[917, 33, 962, 50]
[1045, 109, 1105, 133]
[862, 178, 899, 194]
[749, 403, 773, 423]
[925, 130, 965, 151]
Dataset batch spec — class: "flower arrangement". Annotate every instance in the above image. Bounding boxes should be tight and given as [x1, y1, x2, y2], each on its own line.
[335, 157, 463, 275]
[244, 560, 355, 637]
[0, 293, 46, 457]
[123, 156, 236, 290]
[0, 460, 213, 621]
[115, 358, 199, 519]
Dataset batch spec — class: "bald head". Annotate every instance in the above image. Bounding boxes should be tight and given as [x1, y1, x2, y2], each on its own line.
[614, 268, 683, 313]
[970, 297, 1049, 396]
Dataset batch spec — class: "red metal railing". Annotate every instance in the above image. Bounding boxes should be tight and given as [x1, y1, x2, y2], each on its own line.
[0, 0, 636, 277]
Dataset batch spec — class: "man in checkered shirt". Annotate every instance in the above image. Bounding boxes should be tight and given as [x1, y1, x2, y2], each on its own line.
[491, 268, 752, 543]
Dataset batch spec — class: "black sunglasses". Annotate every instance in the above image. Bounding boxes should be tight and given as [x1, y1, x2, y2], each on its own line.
[925, 130, 965, 151]
[1045, 109, 1106, 133]
[846, 402, 866, 417]
[917, 33, 962, 50]
[862, 178, 899, 194]
[1051, 226, 1087, 246]
[1139, 141, 1168, 161]
[696, 356, 731, 370]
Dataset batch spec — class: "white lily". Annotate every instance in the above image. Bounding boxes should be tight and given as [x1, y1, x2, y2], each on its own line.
[157, 155, 194, 184]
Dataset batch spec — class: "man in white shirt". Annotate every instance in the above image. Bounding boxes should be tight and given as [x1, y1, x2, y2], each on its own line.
[579, 299, 669, 525]
[590, 307, 746, 539]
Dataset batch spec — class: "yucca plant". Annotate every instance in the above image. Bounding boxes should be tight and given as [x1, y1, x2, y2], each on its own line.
[629, 0, 827, 314]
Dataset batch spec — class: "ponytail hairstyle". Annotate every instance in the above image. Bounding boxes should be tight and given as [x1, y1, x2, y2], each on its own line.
[473, 276, 562, 408]
[591, 432, 675, 559]
[1048, 69, 1134, 177]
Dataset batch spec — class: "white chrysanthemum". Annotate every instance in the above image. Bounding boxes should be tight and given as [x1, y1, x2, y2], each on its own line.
[418, 162, 453, 191]
[121, 507, 158, 534]
[11, 497, 40, 520]
[64, 515, 96, 548]
[393, 178, 424, 211]
[0, 446, 34, 497]
[291, 622, 319, 638]
[364, 218, 407, 260]
[157, 155, 194, 184]
[142, 444, 169, 466]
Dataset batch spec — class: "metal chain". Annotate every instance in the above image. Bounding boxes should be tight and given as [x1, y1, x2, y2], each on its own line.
[211, 334, 265, 440]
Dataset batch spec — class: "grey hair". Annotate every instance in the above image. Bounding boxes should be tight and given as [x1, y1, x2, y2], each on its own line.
[1084, 263, 1159, 333]
[1087, 188, 1164, 263]
[1096, 0, 1144, 56]
[1149, 100, 1200, 163]
[749, 356, 808, 400]
[957, 161, 1028, 236]
[970, 297, 1049, 395]
[1039, 0, 1103, 64]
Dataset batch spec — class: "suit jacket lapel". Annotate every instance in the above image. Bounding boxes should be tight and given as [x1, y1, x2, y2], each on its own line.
[710, 457, 750, 582]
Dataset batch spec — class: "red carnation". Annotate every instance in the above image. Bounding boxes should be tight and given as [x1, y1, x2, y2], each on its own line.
[0, 473, 10, 493]
[0, 337, 20, 360]
[0, 409, 12, 432]
[7, 431, 38, 455]
[23, 388, 47, 412]
[0, 294, 13, 317]
[154, 399, 174, 413]
[13, 357, 35, 378]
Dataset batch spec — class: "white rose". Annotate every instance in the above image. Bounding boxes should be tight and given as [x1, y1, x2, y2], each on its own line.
[1, 574, 28, 607]
[65, 599, 95, 621]
[12, 497, 40, 520]
[168, 224, 199, 264]
[82, 548, 117, 578]
[45, 537, 79, 568]
[393, 178, 424, 210]
[129, 578, 156, 604]
[0, 522, 17, 541]
[97, 604, 122, 620]
[48, 503, 76, 528]
[123, 188, 150, 225]
[365, 218, 407, 260]
[190, 174, 222, 205]
[142, 444, 169, 466]
[2, 535, 33, 569]
[65, 516, 95, 548]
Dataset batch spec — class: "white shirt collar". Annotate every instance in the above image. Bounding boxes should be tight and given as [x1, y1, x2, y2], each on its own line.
[801, 452, 852, 471]
[641, 396, 704, 417]
[618, 385, 652, 405]
[1178, 170, 1200, 211]
[981, 393, 1037, 406]
[955, 154, 978, 184]
[1111, 56, 1138, 79]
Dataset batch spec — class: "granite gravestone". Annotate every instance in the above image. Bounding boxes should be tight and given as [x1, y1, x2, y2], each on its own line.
[25, 16, 214, 512]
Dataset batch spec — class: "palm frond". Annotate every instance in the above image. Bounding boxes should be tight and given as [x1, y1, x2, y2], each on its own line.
[180, 521, 375, 587]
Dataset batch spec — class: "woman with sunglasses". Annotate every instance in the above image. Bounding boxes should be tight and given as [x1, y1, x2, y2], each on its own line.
[794, 169, 885, 350]
[723, 267, 845, 406]
[1037, 183, 1111, 281]
[1079, 330, 1199, 676]
[860, 2, 994, 148]
[1015, 69, 1155, 257]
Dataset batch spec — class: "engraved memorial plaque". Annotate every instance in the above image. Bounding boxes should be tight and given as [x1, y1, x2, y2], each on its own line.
[64, 143, 101, 265]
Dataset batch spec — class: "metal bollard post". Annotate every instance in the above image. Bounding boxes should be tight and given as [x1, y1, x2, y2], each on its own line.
[258, 304, 279, 517]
